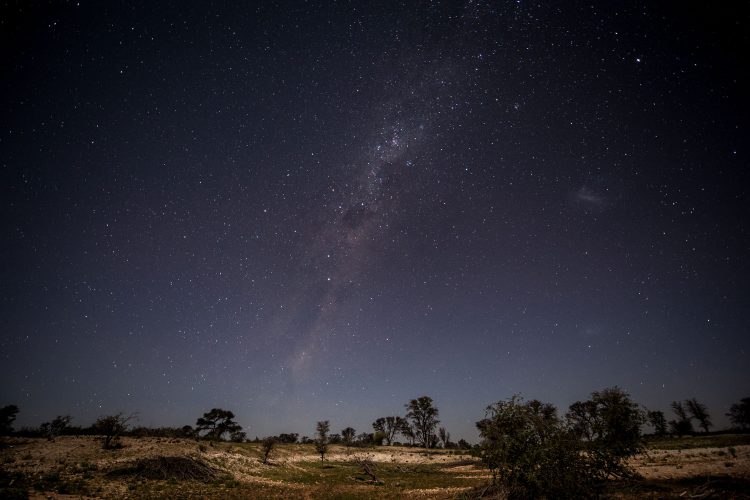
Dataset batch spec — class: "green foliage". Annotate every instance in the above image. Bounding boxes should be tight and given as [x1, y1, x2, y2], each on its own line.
[476, 396, 598, 499]
[566, 387, 645, 478]
[0, 405, 19, 436]
[405, 396, 440, 448]
[195, 408, 242, 441]
[727, 397, 750, 431]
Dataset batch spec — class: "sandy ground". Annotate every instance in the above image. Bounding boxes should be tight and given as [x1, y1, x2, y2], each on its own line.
[2, 436, 749, 498]
[631, 445, 750, 479]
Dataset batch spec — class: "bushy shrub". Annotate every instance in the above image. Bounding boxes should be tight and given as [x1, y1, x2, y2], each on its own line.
[476, 396, 598, 499]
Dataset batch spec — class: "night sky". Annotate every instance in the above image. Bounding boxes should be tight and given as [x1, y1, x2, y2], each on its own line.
[2, 1, 748, 441]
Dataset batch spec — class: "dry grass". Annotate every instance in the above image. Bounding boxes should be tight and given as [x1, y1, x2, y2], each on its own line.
[1, 436, 748, 498]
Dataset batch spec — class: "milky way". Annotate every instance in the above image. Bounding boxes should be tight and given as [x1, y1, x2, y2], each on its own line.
[1, 1, 748, 439]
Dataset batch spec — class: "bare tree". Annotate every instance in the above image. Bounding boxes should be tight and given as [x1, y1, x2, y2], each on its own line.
[94, 412, 136, 449]
[405, 396, 440, 448]
[315, 420, 330, 463]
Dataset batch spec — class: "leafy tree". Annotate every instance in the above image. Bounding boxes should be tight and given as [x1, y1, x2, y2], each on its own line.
[341, 427, 356, 446]
[399, 421, 416, 446]
[438, 427, 451, 448]
[94, 412, 136, 449]
[40, 415, 72, 441]
[372, 416, 406, 446]
[405, 396, 440, 448]
[526, 399, 558, 422]
[669, 401, 694, 437]
[230, 430, 247, 443]
[315, 420, 330, 462]
[566, 400, 597, 441]
[0, 405, 19, 436]
[685, 398, 712, 433]
[195, 408, 242, 441]
[356, 432, 373, 446]
[476, 396, 598, 499]
[261, 436, 276, 464]
[727, 397, 750, 431]
[277, 432, 299, 444]
[457, 438, 471, 450]
[647, 410, 667, 436]
[566, 387, 645, 478]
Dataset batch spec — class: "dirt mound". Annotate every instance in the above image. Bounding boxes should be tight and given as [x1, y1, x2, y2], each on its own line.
[108, 456, 220, 482]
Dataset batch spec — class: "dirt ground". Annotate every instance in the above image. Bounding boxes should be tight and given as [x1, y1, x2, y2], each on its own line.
[1, 436, 749, 498]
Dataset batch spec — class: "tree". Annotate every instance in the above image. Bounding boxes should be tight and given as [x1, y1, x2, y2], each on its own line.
[647, 410, 667, 436]
[94, 412, 136, 449]
[0, 405, 19, 436]
[277, 432, 299, 444]
[566, 400, 597, 441]
[727, 397, 750, 431]
[476, 395, 598, 499]
[315, 420, 330, 462]
[566, 387, 645, 478]
[261, 436, 276, 464]
[457, 438, 471, 450]
[669, 401, 694, 437]
[372, 416, 406, 446]
[195, 408, 242, 441]
[526, 399, 558, 422]
[685, 398, 712, 433]
[405, 396, 440, 448]
[341, 427, 356, 446]
[438, 427, 451, 448]
[399, 421, 416, 446]
[230, 430, 247, 443]
[40, 415, 72, 441]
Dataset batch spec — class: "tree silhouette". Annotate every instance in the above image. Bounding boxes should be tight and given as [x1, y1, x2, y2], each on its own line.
[195, 408, 242, 441]
[669, 401, 694, 437]
[685, 398, 712, 433]
[647, 410, 667, 436]
[372, 416, 406, 446]
[261, 436, 276, 464]
[40, 415, 72, 441]
[405, 396, 440, 448]
[566, 387, 645, 478]
[438, 427, 450, 448]
[727, 397, 750, 431]
[341, 427, 356, 447]
[94, 412, 136, 449]
[0, 405, 19, 436]
[315, 420, 330, 462]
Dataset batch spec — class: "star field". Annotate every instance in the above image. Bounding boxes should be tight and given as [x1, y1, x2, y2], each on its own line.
[1, 1, 748, 439]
